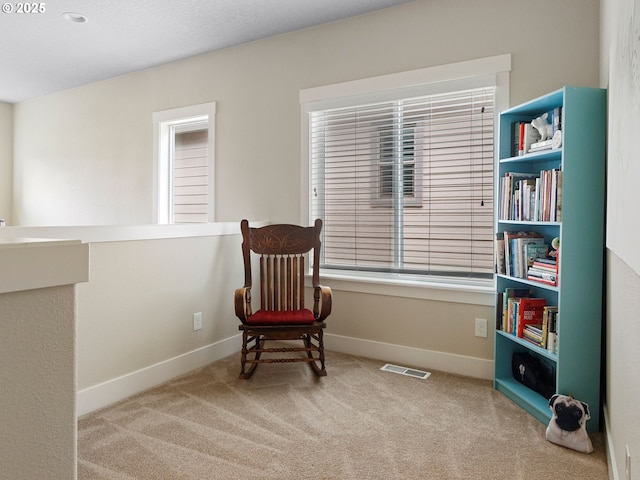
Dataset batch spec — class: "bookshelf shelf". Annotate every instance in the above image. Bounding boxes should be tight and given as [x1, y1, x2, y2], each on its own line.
[496, 330, 558, 361]
[498, 220, 561, 227]
[499, 149, 562, 165]
[494, 86, 606, 432]
[496, 274, 559, 292]
[495, 377, 551, 425]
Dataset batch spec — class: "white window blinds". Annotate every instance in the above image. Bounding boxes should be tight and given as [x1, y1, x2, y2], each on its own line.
[309, 87, 495, 280]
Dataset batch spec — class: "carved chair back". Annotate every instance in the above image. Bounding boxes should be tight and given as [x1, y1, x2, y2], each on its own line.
[240, 219, 322, 314]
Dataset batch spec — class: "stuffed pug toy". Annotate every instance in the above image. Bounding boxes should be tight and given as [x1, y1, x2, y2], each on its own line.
[545, 394, 594, 453]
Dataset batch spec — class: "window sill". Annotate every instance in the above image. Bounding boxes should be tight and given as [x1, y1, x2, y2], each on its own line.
[310, 271, 495, 306]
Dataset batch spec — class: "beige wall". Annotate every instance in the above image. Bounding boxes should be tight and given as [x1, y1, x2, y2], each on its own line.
[0, 101, 12, 224]
[77, 234, 242, 389]
[600, 1, 640, 479]
[328, 288, 494, 360]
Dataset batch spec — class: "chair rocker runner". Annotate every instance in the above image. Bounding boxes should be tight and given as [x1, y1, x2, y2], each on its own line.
[234, 219, 332, 379]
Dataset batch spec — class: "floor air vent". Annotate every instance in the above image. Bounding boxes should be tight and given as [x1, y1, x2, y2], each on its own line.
[380, 364, 431, 379]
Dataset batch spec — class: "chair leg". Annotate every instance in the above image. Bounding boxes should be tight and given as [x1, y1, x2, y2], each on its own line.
[239, 331, 261, 379]
[306, 330, 327, 377]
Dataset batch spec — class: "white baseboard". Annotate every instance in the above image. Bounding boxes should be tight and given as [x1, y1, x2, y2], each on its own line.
[324, 333, 494, 380]
[603, 405, 618, 480]
[77, 334, 241, 416]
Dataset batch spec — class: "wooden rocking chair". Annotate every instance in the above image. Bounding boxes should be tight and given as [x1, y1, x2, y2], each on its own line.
[234, 219, 332, 379]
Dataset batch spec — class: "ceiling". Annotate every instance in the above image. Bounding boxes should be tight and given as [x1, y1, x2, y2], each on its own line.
[0, 0, 413, 104]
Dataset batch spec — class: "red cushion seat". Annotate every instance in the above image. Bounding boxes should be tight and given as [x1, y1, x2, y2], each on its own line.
[246, 309, 316, 325]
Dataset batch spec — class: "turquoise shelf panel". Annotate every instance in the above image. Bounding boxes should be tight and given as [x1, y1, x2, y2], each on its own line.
[495, 378, 552, 425]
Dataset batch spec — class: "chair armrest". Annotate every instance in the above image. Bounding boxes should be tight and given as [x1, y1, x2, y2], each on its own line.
[314, 285, 332, 321]
[234, 287, 252, 323]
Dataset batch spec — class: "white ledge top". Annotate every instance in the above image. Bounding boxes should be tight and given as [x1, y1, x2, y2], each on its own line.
[0, 222, 249, 243]
[0, 239, 89, 294]
[0, 237, 82, 248]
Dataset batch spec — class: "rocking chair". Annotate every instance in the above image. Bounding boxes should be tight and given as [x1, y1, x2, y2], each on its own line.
[234, 219, 332, 379]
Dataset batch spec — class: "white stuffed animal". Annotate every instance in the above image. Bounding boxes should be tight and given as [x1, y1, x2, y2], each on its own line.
[531, 112, 553, 141]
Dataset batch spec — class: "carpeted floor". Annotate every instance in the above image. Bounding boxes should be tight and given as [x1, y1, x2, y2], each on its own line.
[77, 349, 608, 479]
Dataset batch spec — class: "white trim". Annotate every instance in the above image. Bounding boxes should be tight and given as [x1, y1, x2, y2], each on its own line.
[0, 241, 88, 294]
[324, 333, 494, 380]
[300, 54, 511, 106]
[76, 334, 241, 416]
[0, 221, 261, 243]
[300, 104, 311, 227]
[152, 102, 217, 224]
[315, 273, 495, 305]
[603, 404, 619, 480]
[320, 271, 495, 306]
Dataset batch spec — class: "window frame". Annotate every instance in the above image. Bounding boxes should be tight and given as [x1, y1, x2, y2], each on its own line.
[152, 102, 216, 224]
[300, 55, 511, 290]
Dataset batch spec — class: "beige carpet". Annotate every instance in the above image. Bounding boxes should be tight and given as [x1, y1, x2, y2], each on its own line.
[78, 349, 608, 479]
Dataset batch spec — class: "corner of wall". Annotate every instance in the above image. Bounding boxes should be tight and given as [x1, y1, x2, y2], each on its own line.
[0, 101, 14, 225]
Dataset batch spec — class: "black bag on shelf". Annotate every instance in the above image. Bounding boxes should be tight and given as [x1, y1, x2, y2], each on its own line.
[512, 351, 555, 399]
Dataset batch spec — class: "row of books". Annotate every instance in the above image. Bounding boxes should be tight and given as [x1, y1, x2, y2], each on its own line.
[509, 107, 562, 157]
[496, 288, 559, 353]
[495, 230, 558, 282]
[527, 256, 558, 286]
[498, 169, 563, 222]
[523, 305, 559, 353]
[510, 122, 539, 157]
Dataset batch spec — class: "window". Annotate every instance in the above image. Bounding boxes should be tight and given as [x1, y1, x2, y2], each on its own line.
[375, 123, 421, 206]
[153, 102, 216, 224]
[301, 56, 510, 285]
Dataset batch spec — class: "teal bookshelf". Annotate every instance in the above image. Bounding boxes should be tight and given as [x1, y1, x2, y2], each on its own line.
[494, 86, 606, 432]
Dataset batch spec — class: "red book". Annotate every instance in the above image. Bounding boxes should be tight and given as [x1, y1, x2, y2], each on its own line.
[518, 122, 525, 155]
[516, 297, 546, 338]
[527, 275, 557, 286]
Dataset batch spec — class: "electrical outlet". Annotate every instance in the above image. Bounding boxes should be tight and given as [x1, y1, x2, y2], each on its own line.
[193, 312, 203, 331]
[475, 318, 488, 338]
[626, 444, 631, 480]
